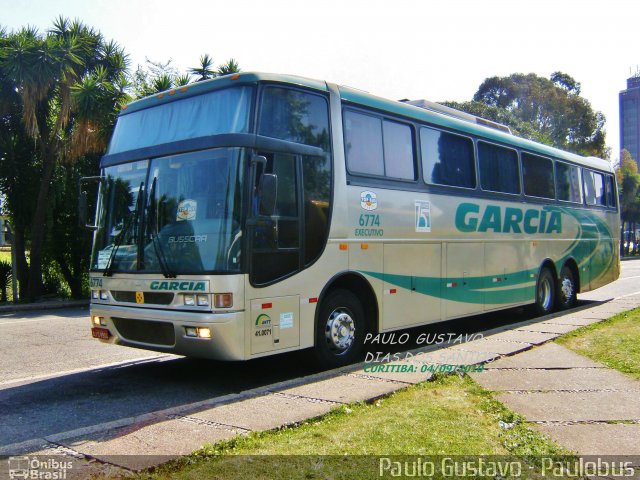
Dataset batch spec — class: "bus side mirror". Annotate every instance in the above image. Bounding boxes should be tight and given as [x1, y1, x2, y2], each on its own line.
[78, 192, 89, 227]
[78, 176, 104, 230]
[258, 174, 277, 216]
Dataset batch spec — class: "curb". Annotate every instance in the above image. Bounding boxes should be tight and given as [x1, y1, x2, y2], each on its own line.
[0, 299, 88, 314]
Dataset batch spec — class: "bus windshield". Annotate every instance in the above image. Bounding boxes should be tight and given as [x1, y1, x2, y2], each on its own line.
[107, 86, 253, 154]
[91, 148, 245, 275]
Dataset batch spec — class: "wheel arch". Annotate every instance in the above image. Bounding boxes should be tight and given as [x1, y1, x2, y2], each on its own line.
[316, 271, 379, 336]
[539, 258, 558, 279]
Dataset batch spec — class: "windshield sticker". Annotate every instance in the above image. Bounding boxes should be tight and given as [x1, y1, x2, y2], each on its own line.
[360, 191, 378, 211]
[415, 200, 431, 233]
[176, 199, 197, 221]
[97, 246, 114, 269]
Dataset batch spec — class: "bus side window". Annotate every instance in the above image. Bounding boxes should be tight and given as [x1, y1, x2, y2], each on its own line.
[421, 127, 475, 188]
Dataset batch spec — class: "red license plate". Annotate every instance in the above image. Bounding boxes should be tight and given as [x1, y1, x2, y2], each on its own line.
[91, 327, 111, 340]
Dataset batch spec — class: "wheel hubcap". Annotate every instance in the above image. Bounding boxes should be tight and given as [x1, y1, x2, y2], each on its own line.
[325, 308, 355, 352]
[561, 277, 574, 302]
[539, 276, 552, 311]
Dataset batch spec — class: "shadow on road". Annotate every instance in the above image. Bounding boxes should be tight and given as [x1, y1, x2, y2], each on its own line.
[0, 300, 599, 448]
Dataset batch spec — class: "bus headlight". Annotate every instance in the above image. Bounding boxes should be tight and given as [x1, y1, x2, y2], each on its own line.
[91, 291, 99, 300]
[197, 327, 212, 339]
[183, 294, 195, 306]
[185, 326, 212, 339]
[99, 290, 108, 300]
[197, 294, 210, 307]
[214, 293, 233, 308]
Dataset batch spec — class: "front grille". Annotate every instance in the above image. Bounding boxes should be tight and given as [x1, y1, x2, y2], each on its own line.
[111, 291, 174, 305]
[112, 317, 176, 346]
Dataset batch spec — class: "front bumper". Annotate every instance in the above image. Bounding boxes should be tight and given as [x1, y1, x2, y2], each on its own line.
[90, 304, 246, 360]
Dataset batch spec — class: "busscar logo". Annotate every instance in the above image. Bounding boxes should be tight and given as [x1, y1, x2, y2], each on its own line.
[360, 191, 378, 211]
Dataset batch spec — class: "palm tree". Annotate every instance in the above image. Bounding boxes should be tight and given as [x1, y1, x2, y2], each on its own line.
[189, 54, 216, 81]
[174, 73, 191, 87]
[217, 58, 240, 76]
[0, 17, 129, 299]
[0, 260, 11, 302]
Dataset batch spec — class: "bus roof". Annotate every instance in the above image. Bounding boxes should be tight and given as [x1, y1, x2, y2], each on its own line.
[120, 72, 612, 174]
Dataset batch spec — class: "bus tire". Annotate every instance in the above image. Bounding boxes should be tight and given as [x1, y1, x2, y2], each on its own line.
[534, 267, 556, 316]
[313, 289, 366, 368]
[557, 265, 577, 310]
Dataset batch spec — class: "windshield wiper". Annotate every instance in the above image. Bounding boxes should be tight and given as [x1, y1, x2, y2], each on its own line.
[104, 182, 144, 277]
[146, 177, 176, 278]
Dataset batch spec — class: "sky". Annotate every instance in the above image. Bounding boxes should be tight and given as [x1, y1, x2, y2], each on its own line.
[3, 0, 639, 161]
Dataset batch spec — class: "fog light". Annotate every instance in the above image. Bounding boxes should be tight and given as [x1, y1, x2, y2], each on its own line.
[183, 294, 195, 306]
[91, 291, 99, 300]
[214, 293, 233, 308]
[100, 290, 108, 300]
[185, 327, 197, 337]
[197, 294, 210, 306]
[197, 327, 212, 339]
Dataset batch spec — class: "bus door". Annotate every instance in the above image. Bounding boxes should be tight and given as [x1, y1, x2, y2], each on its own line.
[247, 152, 302, 355]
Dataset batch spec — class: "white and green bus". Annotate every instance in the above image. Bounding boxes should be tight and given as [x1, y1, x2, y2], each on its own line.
[85, 72, 619, 367]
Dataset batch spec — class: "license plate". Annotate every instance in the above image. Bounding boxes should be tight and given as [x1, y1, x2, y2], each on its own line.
[91, 327, 111, 340]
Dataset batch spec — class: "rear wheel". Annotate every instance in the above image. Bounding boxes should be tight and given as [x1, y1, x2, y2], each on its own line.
[534, 267, 556, 316]
[557, 265, 577, 310]
[313, 289, 366, 368]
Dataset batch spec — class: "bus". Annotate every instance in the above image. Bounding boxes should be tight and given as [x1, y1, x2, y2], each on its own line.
[83, 72, 620, 367]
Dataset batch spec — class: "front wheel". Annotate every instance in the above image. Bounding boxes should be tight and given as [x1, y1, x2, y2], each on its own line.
[534, 267, 556, 316]
[313, 289, 367, 368]
[557, 265, 577, 310]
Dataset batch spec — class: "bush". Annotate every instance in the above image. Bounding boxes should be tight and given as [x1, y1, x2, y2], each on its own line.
[0, 260, 12, 302]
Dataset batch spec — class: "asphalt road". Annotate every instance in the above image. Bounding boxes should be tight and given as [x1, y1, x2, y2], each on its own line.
[0, 259, 638, 451]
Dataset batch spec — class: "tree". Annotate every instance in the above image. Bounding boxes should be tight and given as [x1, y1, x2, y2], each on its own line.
[132, 55, 240, 100]
[0, 17, 129, 299]
[217, 58, 240, 76]
[469, 72, 608, 158]
[189, 53, 216, 81]
[616, 149, 640, 255]
[440, 100, 553, 145]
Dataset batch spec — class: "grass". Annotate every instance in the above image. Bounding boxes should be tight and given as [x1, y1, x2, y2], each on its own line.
[556, 307, 640, 379]
[130, 374, 571, 480]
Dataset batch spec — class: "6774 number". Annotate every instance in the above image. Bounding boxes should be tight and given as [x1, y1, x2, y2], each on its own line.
[359, 214, 380, 227]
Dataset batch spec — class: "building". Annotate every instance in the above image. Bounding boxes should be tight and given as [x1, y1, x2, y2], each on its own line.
[620, 75, 640, 162]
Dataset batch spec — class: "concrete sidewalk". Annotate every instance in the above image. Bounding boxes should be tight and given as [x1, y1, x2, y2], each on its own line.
[0, 299, 88, 314]
[472, 343, 640, 455]
[9, 294, 640, 477]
